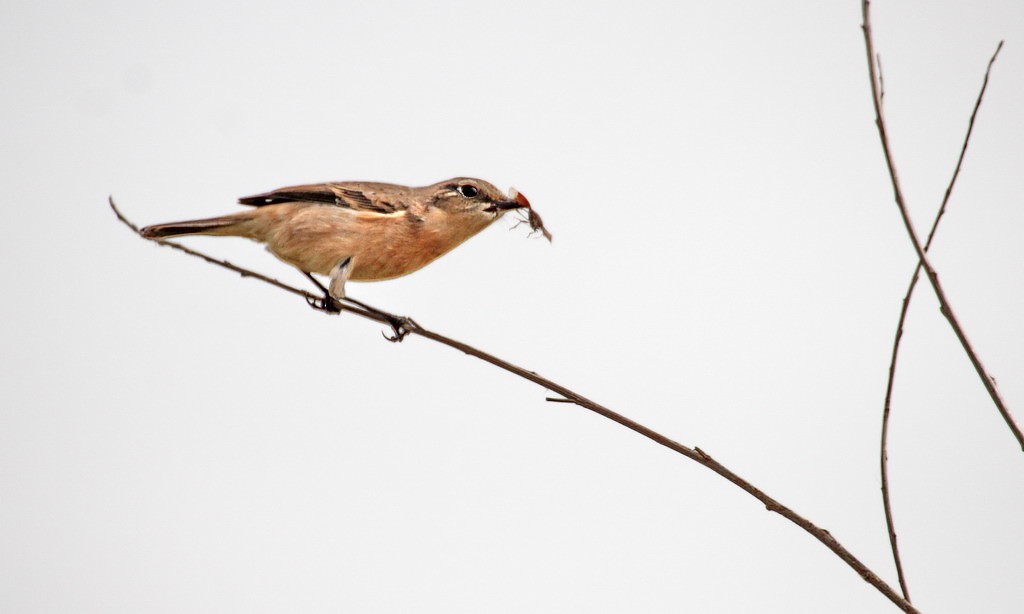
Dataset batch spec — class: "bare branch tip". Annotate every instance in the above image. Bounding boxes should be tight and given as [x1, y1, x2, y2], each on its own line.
[108, 195, 144, 234]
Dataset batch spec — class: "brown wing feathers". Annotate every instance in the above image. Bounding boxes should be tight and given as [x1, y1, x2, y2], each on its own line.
[238, 184, 399, 214]
[237, 184, 338, 206]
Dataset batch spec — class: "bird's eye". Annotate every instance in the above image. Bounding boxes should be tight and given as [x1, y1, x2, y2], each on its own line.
[456, 184, 479, 198]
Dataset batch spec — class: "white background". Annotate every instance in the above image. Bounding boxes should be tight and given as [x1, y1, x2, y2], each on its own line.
[2, 1, 1022, 612]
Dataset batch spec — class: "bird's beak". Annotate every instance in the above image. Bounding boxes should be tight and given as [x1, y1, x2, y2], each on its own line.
[485, 188, 532, 212]
[486, 200, 523, 212]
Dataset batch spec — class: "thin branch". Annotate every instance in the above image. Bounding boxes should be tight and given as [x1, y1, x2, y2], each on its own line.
[876, 53, 885, 102]
[878, 40, 1004, 604]
[111, 197, 917, 612]
[926, 41, 1003, 251]
[861, 1, 1023, 451]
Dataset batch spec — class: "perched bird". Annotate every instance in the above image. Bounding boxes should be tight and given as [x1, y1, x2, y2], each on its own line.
[141, 177, 541, 311]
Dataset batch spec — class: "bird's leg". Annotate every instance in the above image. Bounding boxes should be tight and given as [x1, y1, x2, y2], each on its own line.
[340, 296, 420, 343]
[301, 257, 352, 313]
[303, 259, 416, 341]
[302, 270, 341, 314]
[327, 257, 417, 341]
[327, 257, 353, 304]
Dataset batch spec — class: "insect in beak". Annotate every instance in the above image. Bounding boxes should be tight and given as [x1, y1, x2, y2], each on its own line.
[506, 188, 553, 242]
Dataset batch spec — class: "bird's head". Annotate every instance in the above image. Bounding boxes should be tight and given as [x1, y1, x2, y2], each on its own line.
[427, 177, 530, 220]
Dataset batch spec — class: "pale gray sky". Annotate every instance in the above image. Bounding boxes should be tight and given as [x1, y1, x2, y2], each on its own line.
[2, 1, 1023, 612]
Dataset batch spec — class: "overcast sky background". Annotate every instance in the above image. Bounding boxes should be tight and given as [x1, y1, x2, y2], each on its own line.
[2, 1, 1023, 612]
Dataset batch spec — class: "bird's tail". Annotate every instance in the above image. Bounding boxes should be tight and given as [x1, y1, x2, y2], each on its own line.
[140, 212, 255, 239]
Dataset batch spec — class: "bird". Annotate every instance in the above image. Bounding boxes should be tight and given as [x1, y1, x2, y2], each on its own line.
[140, 177, 540, 324]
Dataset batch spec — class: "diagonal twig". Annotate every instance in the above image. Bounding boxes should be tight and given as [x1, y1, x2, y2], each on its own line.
[111, 197, 917, 612]
[878, 40, 1005, 604]
[861, 1, 1023, 452]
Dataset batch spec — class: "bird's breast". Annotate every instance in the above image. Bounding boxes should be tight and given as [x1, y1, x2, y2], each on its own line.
[349, 209, 492, 281]
[259, 205, 494, 281]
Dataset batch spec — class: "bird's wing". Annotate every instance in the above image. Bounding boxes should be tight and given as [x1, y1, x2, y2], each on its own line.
[238, 183, 405, 215]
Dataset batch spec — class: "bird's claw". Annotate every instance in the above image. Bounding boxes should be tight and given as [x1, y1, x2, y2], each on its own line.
[382, 315, 418, 343]
[306, 294, 341, 314]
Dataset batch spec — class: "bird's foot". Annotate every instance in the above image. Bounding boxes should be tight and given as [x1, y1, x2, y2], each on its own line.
[306, 293, 342, 314]
[338, 295, 418, 342]
[382, 314, 419, 343]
